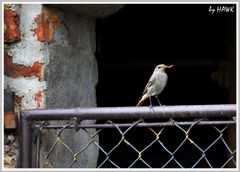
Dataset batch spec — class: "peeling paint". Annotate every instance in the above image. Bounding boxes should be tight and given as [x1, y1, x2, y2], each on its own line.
[7, 4, 48, 67]
[33, 9, 61, 43]
[8, 39, 48, 67]
[4, 76, 46, 108]
[4, 53, 43, 79]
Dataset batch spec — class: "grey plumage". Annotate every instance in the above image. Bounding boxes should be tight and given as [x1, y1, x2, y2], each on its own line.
[137, 64, 173, 106]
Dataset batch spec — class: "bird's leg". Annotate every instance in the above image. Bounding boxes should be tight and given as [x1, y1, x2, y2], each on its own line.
[149, 96, 153, 107]
[149, 96, 155, 112]
[155, 96, 162, 106]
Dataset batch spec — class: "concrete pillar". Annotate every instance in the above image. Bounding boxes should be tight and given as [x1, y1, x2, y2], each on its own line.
[41, 7, 99, 168]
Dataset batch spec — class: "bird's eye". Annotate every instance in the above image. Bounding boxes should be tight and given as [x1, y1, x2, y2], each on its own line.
[157, 66, 161, 69]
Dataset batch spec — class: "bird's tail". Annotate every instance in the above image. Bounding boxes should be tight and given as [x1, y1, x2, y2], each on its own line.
[136, 94, 149, 106]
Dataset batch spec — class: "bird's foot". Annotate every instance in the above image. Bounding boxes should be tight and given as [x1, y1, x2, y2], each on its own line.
[169, 118, 175, 122]
[149, 105, 155, 112]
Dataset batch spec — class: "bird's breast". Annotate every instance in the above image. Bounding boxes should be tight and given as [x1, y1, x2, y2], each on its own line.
[147, 72, 168, 96]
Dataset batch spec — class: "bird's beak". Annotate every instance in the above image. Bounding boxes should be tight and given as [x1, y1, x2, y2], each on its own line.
[165, 65, 174, 68]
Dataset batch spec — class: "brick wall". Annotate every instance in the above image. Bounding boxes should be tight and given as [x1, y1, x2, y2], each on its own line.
[4, 4, 62, 109]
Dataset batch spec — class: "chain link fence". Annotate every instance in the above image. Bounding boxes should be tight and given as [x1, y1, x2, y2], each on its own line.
[19, 105, 236, 168]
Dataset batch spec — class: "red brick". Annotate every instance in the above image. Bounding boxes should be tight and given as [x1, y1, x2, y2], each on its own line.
[4, 53, 43, 80]
[33, 9, 61, 43]
[4, 7, 21, 42]
[15, 95, 22, 105]
[4, 112, 17, 129]
[35, 91, 44, 108]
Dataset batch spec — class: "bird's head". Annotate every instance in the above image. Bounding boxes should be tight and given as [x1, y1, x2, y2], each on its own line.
[155, 64, 174, 71]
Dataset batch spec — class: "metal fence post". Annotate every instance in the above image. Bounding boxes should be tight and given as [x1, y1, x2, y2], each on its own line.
[19, 111, 32, 168]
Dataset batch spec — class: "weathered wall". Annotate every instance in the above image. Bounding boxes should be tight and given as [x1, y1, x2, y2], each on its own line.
[4, 4, 46, 109]
[42, 8, 99, 168]
[45, 13, 98, 108]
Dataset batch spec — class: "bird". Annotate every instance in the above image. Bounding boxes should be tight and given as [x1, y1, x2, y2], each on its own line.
[137, 64, 174, 107]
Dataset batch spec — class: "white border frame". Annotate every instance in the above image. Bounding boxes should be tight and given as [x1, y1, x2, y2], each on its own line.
[1, 1, 239, 171]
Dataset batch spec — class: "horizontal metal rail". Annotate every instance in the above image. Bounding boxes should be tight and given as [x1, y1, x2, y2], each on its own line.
[34, 120, 236, 129]
[21, 104, 236, 121]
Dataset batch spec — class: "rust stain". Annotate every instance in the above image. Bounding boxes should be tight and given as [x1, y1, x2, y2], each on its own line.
[4, 7, 21, 42]
[33, 9, 61, 43]
[15, 95, 22, 105]
[35, 91, 44, 108]
[4, 53, 43, 80]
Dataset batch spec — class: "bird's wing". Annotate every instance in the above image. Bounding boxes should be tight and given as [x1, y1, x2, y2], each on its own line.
[143, 78, 156, 94]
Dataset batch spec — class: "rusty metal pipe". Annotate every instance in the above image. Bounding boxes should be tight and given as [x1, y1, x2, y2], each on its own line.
[21, 104, 236, 121]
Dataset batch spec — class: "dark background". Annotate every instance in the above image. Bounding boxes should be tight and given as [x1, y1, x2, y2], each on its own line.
[95, 4, 236, 168]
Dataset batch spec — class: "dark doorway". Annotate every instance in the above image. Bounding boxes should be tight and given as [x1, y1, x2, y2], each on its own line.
[95, 4, 236, 168]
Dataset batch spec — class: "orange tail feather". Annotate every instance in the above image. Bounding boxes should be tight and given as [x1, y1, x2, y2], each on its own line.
[136, 94, 149, 106]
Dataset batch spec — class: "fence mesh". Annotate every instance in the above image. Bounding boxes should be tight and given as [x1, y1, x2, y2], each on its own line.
[32, 117, 236, 168]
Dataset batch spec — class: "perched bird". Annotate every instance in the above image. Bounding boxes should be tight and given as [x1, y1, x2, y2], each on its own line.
[137, 64, 174, 107]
